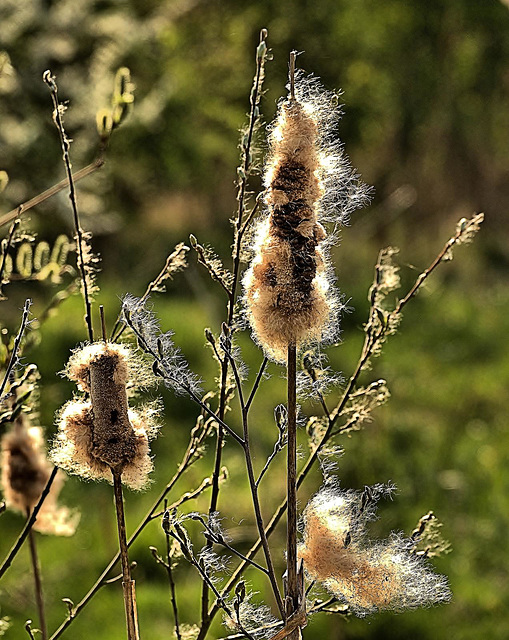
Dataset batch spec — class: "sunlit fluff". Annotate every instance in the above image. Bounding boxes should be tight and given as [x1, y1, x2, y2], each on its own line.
[1, 417, 77, 535]
[244, 72, 370, 361]
[298, 484, 451, 616]
[51, 342, 158, 490]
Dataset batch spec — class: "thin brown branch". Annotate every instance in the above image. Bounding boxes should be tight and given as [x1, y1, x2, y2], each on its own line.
[0, 298, 32, 404]
[198, 27, 268, 638]
[49, 419, 210, 639]
[0, 158, 104, 229]
[0, 218, 20, 296]
[240, 402, 285, 617]
[285, 344, 301, 639]
[27, 512, 47, 640]
[43, 70, 94, 341]
[112, 472, 139, 640]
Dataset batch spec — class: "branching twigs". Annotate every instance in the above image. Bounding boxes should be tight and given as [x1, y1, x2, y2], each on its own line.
[256, 405, 287, 489]
[239, 366, 285, 617]
[43, 71, 94, 342]
[200, 214, 484, 633]
[245, 357, 268, 414]
[0, 298, 32, 403]
[164, 514, 257, 640]
[0, 466, 58, 580]
[111, 242, 190, 342]
[149, 499, 182, 640]
[197, 29, 269, 638]
[124, 311, 244, 447]
[394, 213, 484, 315]
[188, 514, 269, 575]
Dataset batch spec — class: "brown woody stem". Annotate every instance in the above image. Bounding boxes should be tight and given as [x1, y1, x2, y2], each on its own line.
[27, 511, 47, 640]
[286, 343, 301, 638]
[112, 472, 139, 640]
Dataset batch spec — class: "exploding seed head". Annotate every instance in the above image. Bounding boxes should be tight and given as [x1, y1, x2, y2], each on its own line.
[298, 484, 451, 616]
[51, 342, 158, 490]
[1, 415, 77, 535]
[244, 71, 370, 361]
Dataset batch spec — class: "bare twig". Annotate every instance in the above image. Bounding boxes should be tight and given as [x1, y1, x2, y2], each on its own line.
[188, 513, 269, 575]
[43, 71, 94, 342]
[111, 242, 190, 342]
[0, 158, 104, 229]
[245, 357, 268, 413]
[0, 298, 32, 404]
[49, 419, 211, 639]
[112, 472, 139, 640]
[198, 28, 269, 638]
[0, 218, 20, 296]
[26, 510, 47, 640]
[240, 395, 285, 617]
[165, 502, 182, 640]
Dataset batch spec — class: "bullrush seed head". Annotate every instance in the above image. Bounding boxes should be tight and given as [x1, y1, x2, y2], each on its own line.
[1, 415, 77, 535]
[51, 342, 158, 490]
[298, 484, 451, 616]
[244, 71, 370, 361]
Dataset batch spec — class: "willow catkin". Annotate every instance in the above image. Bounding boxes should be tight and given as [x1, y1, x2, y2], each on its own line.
[298, 485, 451, 616]
[51, 342, 158, 490]
[244, 74, 369, 361]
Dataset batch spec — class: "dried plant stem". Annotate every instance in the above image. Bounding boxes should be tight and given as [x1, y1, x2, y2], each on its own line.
[26, 510, 47, 640]
[50, 421, 210, 639]
[0, 218, 20, 294]
[198, 29, 268, 638]
[199, 227, 476, 635]
[241, 407, 285, 617]
[285, 344, 301, 639]
[0, 466, 58, 580]
[0, 298, 31, 402]
[43, 71, 94, 342]
[164, 519, 182, 640]
[112, 472, 140, 640]
[0, 158, 104, 229]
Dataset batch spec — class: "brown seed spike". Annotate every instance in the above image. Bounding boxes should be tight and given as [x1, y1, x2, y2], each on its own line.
[53, 342, 159, 491]
[88, 348, 137, 473]
[244, 98, 331, 361]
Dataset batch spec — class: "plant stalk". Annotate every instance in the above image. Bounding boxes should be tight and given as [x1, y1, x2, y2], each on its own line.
[26, 510, 47, 640]
[112, 472, 140, 640]
[286, 343, 301, 639]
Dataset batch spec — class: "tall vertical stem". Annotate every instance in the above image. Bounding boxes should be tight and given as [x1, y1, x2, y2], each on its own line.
[26, 510, 47, 640]
[112, 472, 139, 640]
[286, 343, 300, 637]
[43, 71, 94, 342]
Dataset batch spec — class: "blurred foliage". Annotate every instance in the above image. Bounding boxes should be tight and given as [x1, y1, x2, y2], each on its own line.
[1, 1, 509, 639]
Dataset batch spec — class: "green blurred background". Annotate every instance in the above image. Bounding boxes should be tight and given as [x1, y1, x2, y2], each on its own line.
[1, 0, 509, 638]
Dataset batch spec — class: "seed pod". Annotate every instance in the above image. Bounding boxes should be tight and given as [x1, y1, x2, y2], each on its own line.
[88, 347, 137, 473]
[1, 415, 77, 536]
[298, 485, 451, 615]
[52, 342, 158, 490]
[244, 72, 370, 361]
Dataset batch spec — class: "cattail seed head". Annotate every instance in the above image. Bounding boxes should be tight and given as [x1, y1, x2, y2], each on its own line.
[1, 415, 77, 535]
[244, 73, 370, 361]
[298, 484, 451, 616]
[51, 342, 158, 490]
